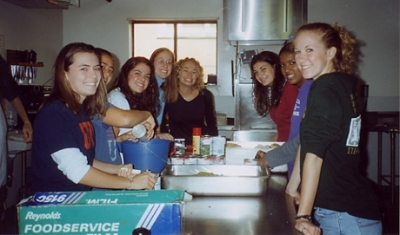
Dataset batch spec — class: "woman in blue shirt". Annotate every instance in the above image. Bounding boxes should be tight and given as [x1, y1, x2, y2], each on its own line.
[31, 43, 157, 193]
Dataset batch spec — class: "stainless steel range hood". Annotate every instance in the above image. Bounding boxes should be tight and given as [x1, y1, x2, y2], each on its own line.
[223, 0, 307, 45]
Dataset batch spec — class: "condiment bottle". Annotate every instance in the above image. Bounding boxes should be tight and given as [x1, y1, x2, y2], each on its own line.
[132, 124, 149, 142]
[192, 127, 201, 155]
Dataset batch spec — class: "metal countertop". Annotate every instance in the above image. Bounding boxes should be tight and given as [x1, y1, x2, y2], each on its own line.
[182, 175, 302, 235]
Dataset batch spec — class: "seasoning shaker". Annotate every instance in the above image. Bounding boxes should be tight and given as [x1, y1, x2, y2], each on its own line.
[132, 124, 149, 142]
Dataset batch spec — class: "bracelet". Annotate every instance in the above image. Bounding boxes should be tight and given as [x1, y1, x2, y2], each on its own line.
[295, 215, 312, 222]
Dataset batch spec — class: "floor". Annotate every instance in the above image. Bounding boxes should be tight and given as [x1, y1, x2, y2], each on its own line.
[0, 186, 398, 235]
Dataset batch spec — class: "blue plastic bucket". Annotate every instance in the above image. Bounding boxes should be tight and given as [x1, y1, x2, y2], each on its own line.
[118, 139, 170, 173]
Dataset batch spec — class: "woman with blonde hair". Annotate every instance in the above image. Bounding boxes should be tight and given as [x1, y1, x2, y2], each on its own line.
[292, 22, 381, 235]
[161, 57, 218, 145]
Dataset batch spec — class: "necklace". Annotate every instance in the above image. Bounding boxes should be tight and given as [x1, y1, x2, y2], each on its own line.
[179, 88, 197, 101]
[180, 92, 189, 100]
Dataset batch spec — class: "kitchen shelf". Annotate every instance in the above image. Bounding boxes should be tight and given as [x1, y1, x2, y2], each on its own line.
[9, 62, 44, 67]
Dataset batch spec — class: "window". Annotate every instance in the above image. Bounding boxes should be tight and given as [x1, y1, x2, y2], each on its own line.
[132, 21, 217, 83]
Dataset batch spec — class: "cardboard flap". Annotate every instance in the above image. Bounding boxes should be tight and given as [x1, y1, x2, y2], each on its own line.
[19, 190, 186, 207]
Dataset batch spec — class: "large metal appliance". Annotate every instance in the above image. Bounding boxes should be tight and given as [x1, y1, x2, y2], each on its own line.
[223, 0, 307, 45]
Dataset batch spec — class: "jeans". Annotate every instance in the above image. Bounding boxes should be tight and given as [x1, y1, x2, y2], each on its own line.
[314, 207, 382, 235]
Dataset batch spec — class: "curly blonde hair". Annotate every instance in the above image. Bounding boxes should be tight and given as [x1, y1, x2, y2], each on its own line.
[165, 57, 205, 103]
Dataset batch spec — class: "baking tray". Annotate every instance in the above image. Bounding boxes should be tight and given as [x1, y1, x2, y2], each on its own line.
[161, 165, 270, 196]
[225, 141, 288, 173]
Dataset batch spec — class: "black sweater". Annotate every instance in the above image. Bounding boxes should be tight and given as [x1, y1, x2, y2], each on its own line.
[300, 72, 381, 220]
[161, 89, 218, 145]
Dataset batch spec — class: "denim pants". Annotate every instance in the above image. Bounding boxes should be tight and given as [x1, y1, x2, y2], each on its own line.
[314, 207, 382, 235]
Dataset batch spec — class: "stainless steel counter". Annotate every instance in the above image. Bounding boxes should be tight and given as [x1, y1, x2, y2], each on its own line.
[182, 175, 301, 235]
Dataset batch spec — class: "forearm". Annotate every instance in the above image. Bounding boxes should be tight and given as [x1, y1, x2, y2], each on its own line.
[285, 146, 301, 196]
[10, 97, 33, 142]
[205, 113, 218, 136]
[267, 135, 300, 167]
[93, 159, 121, 175]
[297, 152, 323, 216]
[79, 167, 131, 189]
[104, 107, 152, 128]
[10, 97, 30, 125]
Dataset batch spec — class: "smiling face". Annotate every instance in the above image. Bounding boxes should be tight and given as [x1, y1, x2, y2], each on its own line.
[178, 60, 198, 87]
[279, 51, 305, 87]
[153, 50, 173, 79]
[100, 53, 114, 85]
[294, 31, 336, 79]
[65, 52, 101, 103]
[252, 61, 275, 86]
[127, 62, 151, 94]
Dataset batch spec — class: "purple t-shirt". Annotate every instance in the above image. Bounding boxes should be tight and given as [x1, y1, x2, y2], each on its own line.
[288, 79, 313, 141]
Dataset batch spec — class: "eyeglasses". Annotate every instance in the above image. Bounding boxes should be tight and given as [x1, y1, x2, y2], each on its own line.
[155, 59, 173, 66]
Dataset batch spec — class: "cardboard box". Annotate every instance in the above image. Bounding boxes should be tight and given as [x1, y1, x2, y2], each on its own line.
[18, 189, 186, 235]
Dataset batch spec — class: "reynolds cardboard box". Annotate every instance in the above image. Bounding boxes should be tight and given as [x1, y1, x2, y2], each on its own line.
[18, 189, 187, 235]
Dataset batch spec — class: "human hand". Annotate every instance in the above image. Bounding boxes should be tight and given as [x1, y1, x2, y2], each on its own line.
[116, 131, 139, 142]
[295, 220, 321, 235]
[145, 128, 155, 140]
[285, 188, 301, 205]
[155, 133, 174, 141]
[22, 121, 33, 142]
[116, 164, 134, 178]
[129, 170, 157, 190]
[255, 150, 270, 168]
[141, 115, 156, 132]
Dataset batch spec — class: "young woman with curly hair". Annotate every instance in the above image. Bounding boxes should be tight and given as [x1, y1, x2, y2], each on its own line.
[161, 57, 218, 145]
[250, 51, 298, 141]
[292, 22, 381, 235]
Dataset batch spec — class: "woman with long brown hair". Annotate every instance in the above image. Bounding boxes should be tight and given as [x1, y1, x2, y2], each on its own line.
[31, 43, 157, 193]
[250, 51, 298, 141]
[108, 57, 160, 136]
[149, 48, 175, 125]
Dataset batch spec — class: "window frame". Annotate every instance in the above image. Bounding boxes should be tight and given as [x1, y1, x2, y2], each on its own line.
[131, 19, 217, 62]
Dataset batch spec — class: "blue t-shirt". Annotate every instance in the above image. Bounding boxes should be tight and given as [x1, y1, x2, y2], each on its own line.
[91, 103, 122, 165]
[31, 100, 95, 193]
[155, 75, 166, 126]
[288, 79, 313, 140]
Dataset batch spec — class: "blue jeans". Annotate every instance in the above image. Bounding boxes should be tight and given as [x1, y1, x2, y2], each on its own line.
[314, 207, 382, 235]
